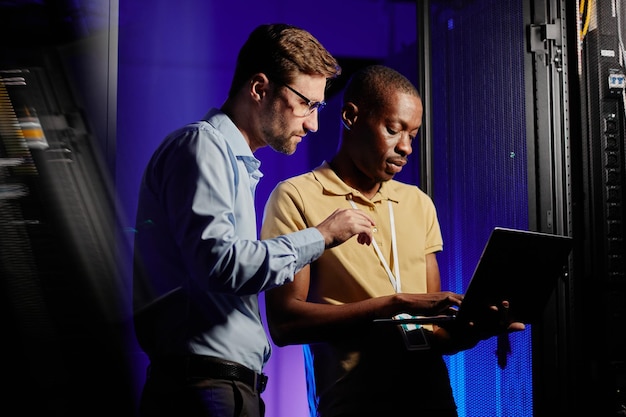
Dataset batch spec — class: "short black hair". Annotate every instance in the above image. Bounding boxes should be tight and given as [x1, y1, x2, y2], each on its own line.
[343, 65, 419, 113]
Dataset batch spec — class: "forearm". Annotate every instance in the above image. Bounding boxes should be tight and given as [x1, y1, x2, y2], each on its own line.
[267, 294, 406, 346]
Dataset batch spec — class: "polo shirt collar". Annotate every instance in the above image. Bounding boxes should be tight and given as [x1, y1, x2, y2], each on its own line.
[312, 161, 400, 204]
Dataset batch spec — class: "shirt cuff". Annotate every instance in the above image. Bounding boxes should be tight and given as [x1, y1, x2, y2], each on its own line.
[289, 227, 325, 270]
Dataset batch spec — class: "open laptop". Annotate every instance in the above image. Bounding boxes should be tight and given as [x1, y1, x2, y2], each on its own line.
[373, 227, 573, 327]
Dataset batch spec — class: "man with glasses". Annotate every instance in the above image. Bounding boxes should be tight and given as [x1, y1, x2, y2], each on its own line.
[132, 23, 378, 417]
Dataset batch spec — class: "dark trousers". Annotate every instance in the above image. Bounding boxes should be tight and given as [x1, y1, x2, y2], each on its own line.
[333, 411, 457, 417]
[139, 373, 265, 417]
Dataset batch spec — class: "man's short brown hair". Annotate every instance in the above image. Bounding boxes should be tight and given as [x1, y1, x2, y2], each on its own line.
[228, 23, 341, 98]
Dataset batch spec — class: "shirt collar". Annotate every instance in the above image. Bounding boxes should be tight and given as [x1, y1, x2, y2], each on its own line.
[312, 161, 400, 204]
[203, 108, 262, 175]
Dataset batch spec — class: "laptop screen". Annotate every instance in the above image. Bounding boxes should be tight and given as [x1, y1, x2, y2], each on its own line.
[454, 227, 573, 326]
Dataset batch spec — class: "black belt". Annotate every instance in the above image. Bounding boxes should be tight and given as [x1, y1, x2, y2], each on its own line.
[149, 355, 268, 393]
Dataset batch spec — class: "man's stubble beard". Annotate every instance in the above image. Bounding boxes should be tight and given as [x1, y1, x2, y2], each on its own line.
[262, 105, 299, 155]
[266, 134, 297, 155]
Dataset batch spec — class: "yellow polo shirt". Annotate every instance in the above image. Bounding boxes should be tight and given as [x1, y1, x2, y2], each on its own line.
[261, 161, 443, 303]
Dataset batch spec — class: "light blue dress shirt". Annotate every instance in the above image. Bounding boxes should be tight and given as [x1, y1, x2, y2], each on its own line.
[133, 108, 324, 373]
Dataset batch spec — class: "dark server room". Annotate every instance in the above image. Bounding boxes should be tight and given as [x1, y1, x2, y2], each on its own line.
[0, 1, 624, 416]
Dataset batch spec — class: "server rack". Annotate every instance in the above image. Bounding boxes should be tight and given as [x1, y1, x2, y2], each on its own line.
[576, 0, 626, 414]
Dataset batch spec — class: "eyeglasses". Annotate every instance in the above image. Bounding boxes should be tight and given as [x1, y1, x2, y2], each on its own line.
[281, 83, 326, 117]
